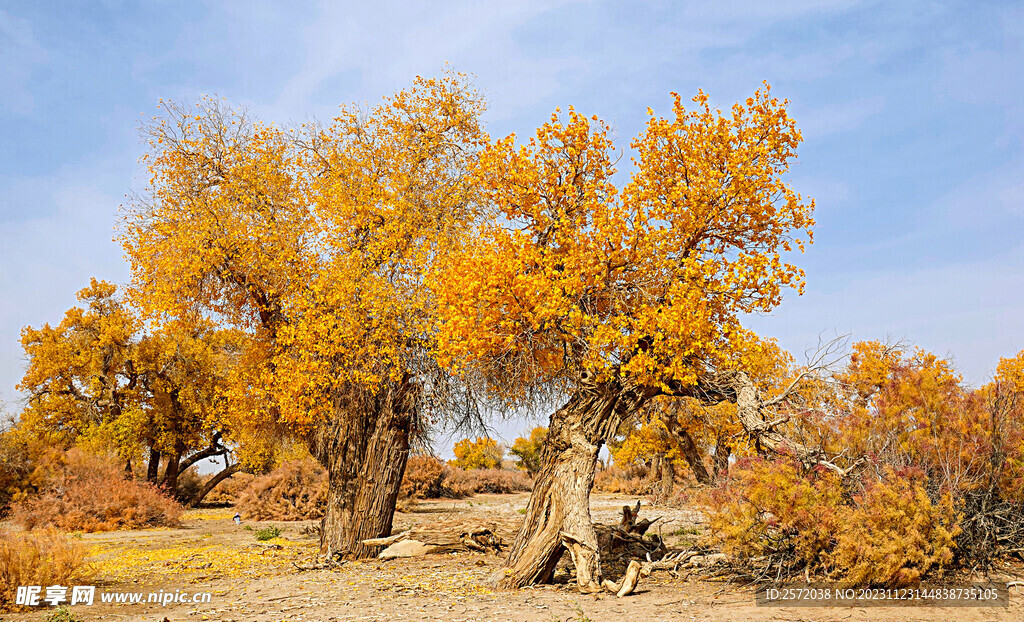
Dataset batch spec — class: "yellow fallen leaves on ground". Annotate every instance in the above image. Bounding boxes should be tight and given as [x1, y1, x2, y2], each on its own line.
[87, 537, 315, 582]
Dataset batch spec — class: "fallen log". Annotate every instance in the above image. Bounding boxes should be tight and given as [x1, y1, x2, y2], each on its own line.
[361, 523, 505, 559]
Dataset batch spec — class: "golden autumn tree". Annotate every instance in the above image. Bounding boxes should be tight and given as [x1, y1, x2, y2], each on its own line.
[450, 437, 504, 470]
[510, 426, 547, 476]
[121, 73, 488, 558]
[17, 280, 247, 504]
[434, 85, 814, 590]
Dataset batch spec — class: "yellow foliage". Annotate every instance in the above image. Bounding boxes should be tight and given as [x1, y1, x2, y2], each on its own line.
[450, 437, 503, 470]
[508, 427, 547, 475]
[434, 84, 813, 399]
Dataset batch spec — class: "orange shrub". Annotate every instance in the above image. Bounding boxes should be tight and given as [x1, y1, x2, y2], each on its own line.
[400, 455, 446, 499]
[832, 473, 959, 586]
[440, 466, 532, 496]
[11, 450, 181, 532]
[705, 459, 961, 586]
[0, 528, 93, 612]
[705, 458, 842, 569]
[594, 465, 649, 494]
[236, 459, 327, 521]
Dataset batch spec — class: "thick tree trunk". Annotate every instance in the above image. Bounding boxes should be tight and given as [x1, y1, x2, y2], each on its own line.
[146, 447, 161, 483]
[660, 457, 674, 498]
[311, 380, 416, 560]
[161, 450, 182, 495]
[649, 453, 664, 486]
[498, 380, 653, 592]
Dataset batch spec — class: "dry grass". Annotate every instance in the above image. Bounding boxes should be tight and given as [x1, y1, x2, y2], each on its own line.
[440, 466, 532, 496]
[593, 465, 649, 495]
[236, 459, 327, 521]
[11, 450, 182, 533]
[0, 528, 94, 612]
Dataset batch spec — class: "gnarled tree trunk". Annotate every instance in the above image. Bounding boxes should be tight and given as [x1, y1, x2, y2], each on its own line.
[497, 380, 653, 592]
[311, 379, 416, 560]
[662, 416, 712, 484]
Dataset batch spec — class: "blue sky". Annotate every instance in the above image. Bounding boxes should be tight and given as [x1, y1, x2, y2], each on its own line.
[1, 1, 1022, 447]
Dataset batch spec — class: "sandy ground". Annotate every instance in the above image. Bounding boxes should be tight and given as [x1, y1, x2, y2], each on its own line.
[2, 493, 1021, 622]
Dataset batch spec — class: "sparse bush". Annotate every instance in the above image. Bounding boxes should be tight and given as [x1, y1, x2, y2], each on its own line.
[450, 437, 503, 470]
[593, 465, 649, 494]
[45, 606, 82, 622]
[0, 528, 93, 612]
[236, 459, 327, 521]
[254, 525, 283, 541]
[11, 450, 182, 532]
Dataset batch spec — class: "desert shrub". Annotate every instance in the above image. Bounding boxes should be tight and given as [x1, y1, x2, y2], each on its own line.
[236, 459, 327, 521]
[509, 427, 546, 476]
[174, 468, 204, 503]
[705, 458, 842, 570]
[832, 473, 959, 586]
[253, 525, 283, 541]
[0, 426, 34, 517]
[201, 471, 255, 506]
[440, 466, 532, 496]
[400, 455, 446, 499]
[450, 437, 503, 470]
[11, 449, 182, 532]
[705, 459, 960, 586]
[593, 465, 649, 494]
[0, 528, 93, 612]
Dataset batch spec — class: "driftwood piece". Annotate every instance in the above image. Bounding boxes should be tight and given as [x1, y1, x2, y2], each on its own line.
[362, 523, 505, 559]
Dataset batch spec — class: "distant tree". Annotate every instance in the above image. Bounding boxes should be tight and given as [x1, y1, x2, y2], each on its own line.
[17, 279, 249, 504]
[509, 427, 547, 476]
[451, 437, 503, 470]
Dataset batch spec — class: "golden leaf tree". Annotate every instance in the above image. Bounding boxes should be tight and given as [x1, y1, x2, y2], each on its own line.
[434, 85, 814, 590]
[17, 280, 247, 504]
[121, 73, 488, 558]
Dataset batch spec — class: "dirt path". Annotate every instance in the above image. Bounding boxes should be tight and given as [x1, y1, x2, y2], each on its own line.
[2, 493, 1021, 622]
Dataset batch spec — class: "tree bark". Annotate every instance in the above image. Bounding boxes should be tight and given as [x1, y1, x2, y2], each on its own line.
[661, 416, 712, 484]
[310, 379, 416, 560]
[659, 457, 674, 499]
[497, 380, 654, 592]
[146, 447, 161, 483]
[713, 433, 731, 479]
[161, 450, 182, 494]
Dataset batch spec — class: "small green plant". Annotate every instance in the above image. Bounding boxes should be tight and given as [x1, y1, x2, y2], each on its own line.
[254, 525, 283, 541]
[569, 602, 592, 622]
[517, 508, 528, 514]
[46, 606, 82, 622]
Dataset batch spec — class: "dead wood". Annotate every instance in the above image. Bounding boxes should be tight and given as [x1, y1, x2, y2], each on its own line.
[361, 521, 506, 559]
